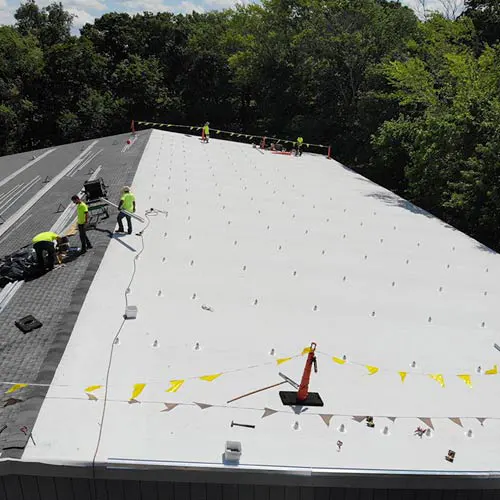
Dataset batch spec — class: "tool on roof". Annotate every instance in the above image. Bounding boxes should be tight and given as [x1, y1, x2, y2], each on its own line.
[279, 342, 324, 407]
[98, 198, 145, 223]
[231, 421, 255, 429]
[227, 381, 287, 404]
[278, 372, 299, 389]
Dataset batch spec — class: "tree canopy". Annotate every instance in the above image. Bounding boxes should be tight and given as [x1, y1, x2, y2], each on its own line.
[1, 0, 499, 250]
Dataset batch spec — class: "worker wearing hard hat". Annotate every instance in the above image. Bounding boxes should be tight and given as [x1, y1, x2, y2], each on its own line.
[296, 136, 304, 156]
[116, 186, 136, 234]
[202, 122, 210, 143]
[32, 231, 66, 271]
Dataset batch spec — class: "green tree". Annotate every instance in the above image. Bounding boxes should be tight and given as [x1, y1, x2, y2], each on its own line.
[0, 26, 43, 154]
[15, 0, 74, 49]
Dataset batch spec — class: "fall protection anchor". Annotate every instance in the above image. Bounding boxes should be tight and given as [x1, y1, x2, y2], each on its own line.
[279, 342, 324, 407]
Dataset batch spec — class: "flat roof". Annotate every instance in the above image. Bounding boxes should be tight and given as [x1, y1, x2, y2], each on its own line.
[18, 130, 500, 485]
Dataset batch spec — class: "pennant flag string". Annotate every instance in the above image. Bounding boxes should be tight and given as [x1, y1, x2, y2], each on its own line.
[199, 374, 222, 382]
[134, 121, 330, 151]
[131, 383, 146, 400]
[166, 380, 185, 393]
[317, 350, 494, 388]
[5, 383, 28, 394]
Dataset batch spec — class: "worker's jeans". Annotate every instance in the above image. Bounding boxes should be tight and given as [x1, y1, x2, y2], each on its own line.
[33, 241, 55, 270]
[117, 212, 132, 234]
[78, 224, 92, 252]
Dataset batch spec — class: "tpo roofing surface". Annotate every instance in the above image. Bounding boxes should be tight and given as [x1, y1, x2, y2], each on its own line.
[15, 130, 500, 483]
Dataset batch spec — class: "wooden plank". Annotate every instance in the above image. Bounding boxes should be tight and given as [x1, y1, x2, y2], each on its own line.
[36, 477, 57, 500]
[55, 477, 73, 500]
[174, 483, 190, 500]
[140, 481, 158, 500]
[124, 481, 142, 500]
[190, 483, 207, 500]
[2, 477, 22, 500]
[19, 476, 40, 500]
[71, 479, 92, 500]
[206, 484, 223, 500]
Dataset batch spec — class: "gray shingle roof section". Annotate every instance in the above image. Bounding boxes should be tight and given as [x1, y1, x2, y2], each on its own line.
[0, 130, 152, 457]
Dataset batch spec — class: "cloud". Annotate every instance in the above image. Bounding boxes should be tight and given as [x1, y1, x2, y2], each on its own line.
[177, 1, 205, 13]
[35, 0, 106, 10]
[68, 7, 95, 27]
[204, 0, 241, 8]
[0, 0, 15, 25]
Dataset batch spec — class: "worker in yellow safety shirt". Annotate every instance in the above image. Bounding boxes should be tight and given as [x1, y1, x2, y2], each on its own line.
[116, 186, 136, 234]
[71, 194, 92, 254]
[296, 136, 304, 157]
[202, 122, 210, 143]
[32, 231, 64, 271]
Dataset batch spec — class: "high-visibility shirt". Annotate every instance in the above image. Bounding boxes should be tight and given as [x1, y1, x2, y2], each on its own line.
[203, 125, 209, 135]
[121, 192, 135, 212]
[77, 202, 89, 224]
[32, 232, 59, 244]
[297, 137, 304, 145]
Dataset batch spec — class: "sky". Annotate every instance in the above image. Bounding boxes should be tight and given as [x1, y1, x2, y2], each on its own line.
[0, 0, 461, 32]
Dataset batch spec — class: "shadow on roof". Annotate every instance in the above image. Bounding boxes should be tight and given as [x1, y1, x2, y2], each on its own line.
[366, 192, 434, 219]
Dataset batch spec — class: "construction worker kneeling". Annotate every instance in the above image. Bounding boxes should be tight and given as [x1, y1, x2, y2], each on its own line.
[32, 232, 68, 272]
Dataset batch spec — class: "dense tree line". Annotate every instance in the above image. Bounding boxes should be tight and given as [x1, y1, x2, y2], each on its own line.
[0, 0, 499, 249]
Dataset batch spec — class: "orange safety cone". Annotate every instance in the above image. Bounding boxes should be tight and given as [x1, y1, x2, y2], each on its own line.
[279, 341, 324, 407]
[297, 342, 317, 401]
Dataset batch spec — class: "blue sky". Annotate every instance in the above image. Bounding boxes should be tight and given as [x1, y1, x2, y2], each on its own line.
[0, 0, 463, 31]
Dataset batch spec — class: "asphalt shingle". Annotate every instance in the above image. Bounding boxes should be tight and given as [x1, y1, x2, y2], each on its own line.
[0, 130, 151, 456]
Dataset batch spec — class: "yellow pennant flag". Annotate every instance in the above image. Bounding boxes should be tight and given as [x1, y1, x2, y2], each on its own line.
[6, 383, 27, 394]
[130, 383, 146, 400]
[399, 372, 407, 383]
[333, 357, 346, 365]
[199, 374, 222, 382]
[166, 380, 185, 393]
[276, 357, 292, 365]
[366, 365, 379, 375]
[457, 374, 472, 388]
[301, 347, 312, 355]
[84, 385, 103, 393]
[429, 374, 445, 388]
[485, 365, 498, 375]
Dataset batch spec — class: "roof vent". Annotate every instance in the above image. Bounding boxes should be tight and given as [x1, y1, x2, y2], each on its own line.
[125, 305, 138, 319]
[224, 441, 242, 463]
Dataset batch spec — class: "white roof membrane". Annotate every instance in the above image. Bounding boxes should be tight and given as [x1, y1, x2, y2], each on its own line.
[23, 130, 500, 480]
